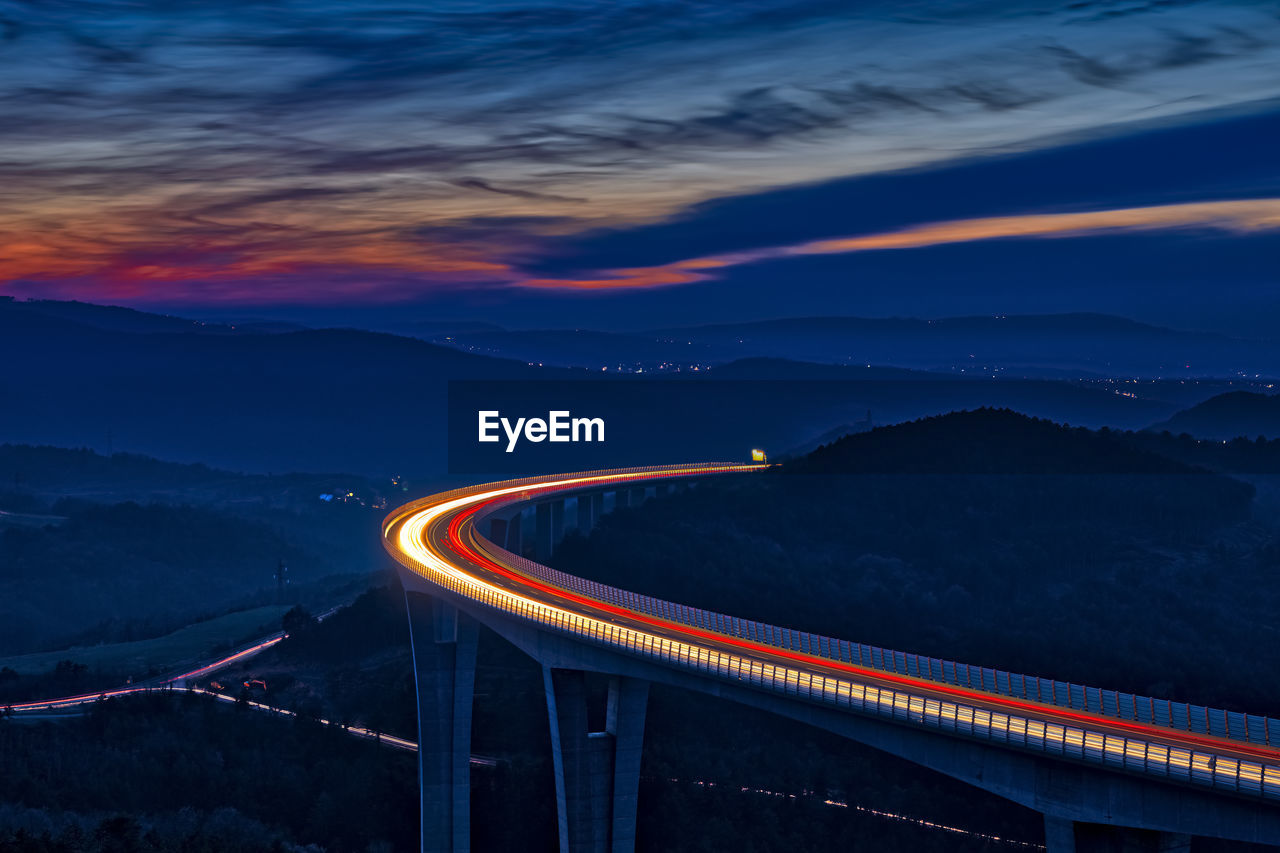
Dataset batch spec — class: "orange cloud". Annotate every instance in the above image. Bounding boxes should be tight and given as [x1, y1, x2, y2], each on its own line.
[8, 197, 1280, 302]
[521, 198, 1280, 290]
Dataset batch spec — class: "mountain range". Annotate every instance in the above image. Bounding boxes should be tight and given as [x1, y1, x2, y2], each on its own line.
[3, 298, 1272, 475]
[418, 313, 1279, 378]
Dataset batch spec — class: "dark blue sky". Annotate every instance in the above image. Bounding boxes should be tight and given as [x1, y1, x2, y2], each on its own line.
[2, 0, 1278, 336]
[184, 102, 1280, 337]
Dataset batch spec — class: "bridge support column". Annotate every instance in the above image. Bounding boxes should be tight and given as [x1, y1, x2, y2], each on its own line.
[605, 675, 649, 851]
[590, 493, 605, 525]
[551, 500, 565, 548]
[1044, 817, 1076, 853]
[629, 487, 646, 506]
[575, 495, 593, 531]
[535, 502, 554, 561]
[405, 593, 478, 853]
[543, 668, 649, 853]
[488, 517, 508, 546]
[614, 489, 629, 509]
[505, 510, 523, 554]
[1045, 817, 1196, 853]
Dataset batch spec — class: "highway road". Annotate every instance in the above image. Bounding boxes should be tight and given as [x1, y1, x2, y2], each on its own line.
[5, 634, 286, 713]
[383, 463, 1280, 800]
[13, 463, 1277, 808]
[2, 607, 440, 758]
[9, 679, 425, 755]
[6, 606, 339, 714]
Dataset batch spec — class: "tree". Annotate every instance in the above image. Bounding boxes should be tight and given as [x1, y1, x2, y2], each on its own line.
[282, 605, 317, 639]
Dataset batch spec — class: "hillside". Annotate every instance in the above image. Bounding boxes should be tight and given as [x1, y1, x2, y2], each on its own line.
[0, 296, 245, 335]
[0, 500, 326, 657]
[1149, 390, 1280, 440]
[650, 313, 1279, 378]
[0, 443, 388, 506]
[0, 445, 390, 657]
[2, 300, 1208, 478]
[790, 408, 1212, 475]
[0, 299, 555, 475]
[552, 410, 1273, 711]
[429, 312, 1280, 378]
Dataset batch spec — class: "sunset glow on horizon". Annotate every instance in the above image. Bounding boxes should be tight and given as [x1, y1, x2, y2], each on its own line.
[3, 0, 1280, 321]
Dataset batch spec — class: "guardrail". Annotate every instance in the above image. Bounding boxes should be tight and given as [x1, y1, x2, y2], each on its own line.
[385, 464, 1280, 803]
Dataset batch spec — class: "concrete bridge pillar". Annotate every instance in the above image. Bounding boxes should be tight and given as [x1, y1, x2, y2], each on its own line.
[562, 498, 576, 535]
[405, 593, 479, 853]
[590, 493, 605, 526]
[629, 487, 646, 507]
[552, 499, 565, 547]
[1045, 817, 1196, 853]
[488, 517, 509, 546]
[505, 509, 523, 554]
[1045, 817, 1077, 853]
[605, 675, 649, 851]
[533, 499, 565, 560]
[575, 495, 593, 531]
[1157, 834, 1193, 852]
[535, 502, 554, 561]
[543, 668, 650, 853]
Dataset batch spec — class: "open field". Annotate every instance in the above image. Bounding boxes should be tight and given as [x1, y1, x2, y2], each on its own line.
[0, 605, 291, 676]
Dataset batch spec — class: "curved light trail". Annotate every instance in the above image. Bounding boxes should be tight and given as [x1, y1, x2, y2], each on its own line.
[383, 463, 1280, 802]
[6, 607, 339, 713]
[5, 635, 285, 713]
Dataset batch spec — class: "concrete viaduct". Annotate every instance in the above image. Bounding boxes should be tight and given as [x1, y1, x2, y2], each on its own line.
[383, 464, 1280, 853]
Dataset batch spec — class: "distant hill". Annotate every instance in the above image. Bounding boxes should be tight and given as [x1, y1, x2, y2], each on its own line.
[390, 319, 506, 339]
[788, 408, 1218, 475]
[779, 414, 877, 459]
[0, 296, 252, 335]
[0, 299, 1235, 475]
[0, 444, 391, 656]
[651, 313, 1278, 378]
[0, 500, 319, 656]
[427, 312, 1279, 378]
[423, 327, 688, 370]
[697, 358, 931, 381]
[1148, 391, 1280, 440]
[0, 443, 386, 507]
[0, 299, 559, 475]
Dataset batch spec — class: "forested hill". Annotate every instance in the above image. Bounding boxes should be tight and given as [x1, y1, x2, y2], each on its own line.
[0, 444, 392, 657]
[788, 408, 1214, 475]
[552, 410, 1277, 713]
[0, 300, 553, 475]
[1150, 390, 1280, 440]
[0, 443, 384, 506]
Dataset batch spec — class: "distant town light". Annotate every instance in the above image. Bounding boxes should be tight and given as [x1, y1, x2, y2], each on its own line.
[751, 448, 767, 463]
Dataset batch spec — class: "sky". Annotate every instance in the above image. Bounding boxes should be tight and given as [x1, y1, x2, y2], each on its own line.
[2, 0, 1279, 334]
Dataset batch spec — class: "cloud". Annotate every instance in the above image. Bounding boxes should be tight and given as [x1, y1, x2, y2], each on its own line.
[452, 177, 586, 204]
[193, 186, 382, 217]
[519, 198, 1280, 290]
[2, 1, 1280, 306]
